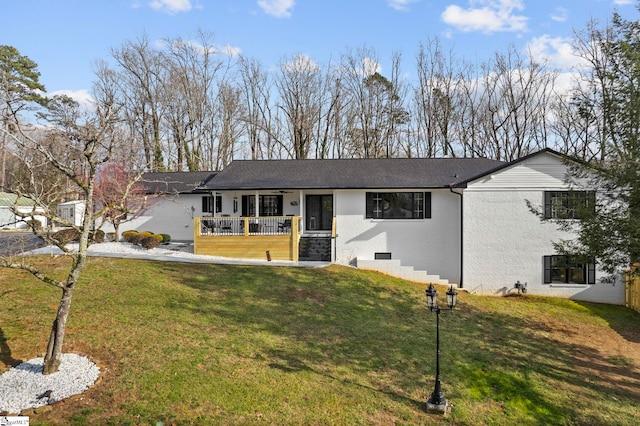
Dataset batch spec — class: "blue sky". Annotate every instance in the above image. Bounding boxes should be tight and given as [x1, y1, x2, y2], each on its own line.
[4, 0, 639, 104]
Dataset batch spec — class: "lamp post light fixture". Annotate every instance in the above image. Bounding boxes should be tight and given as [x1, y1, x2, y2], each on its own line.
[425, 283, 457, 414]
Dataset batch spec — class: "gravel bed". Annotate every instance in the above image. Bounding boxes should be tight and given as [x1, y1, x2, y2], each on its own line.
[0, 353, 99, 415]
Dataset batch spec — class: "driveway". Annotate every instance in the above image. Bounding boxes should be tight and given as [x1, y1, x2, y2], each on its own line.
[0, 231, 46, 257]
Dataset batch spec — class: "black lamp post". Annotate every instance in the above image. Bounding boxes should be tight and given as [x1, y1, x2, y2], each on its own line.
[425, 283, 457, 413]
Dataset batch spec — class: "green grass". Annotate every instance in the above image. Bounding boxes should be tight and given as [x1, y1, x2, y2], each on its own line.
[1, 256, 640, 425]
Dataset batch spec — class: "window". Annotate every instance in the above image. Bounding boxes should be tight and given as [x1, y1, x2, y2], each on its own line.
[241, 195, 283, 216]
[366, 192, 430, 219]
[202, 195, 222, 214]
[543, 255, 596, 284]
[544, 191, 594, 219]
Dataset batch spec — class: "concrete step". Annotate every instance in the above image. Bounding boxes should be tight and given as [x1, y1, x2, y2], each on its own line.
[356, 259, 449, 285]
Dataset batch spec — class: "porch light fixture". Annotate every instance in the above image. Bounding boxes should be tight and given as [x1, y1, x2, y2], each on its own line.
[425, 283, 457, 414]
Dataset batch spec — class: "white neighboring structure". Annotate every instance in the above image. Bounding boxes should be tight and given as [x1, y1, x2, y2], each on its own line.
[0, 192, 47, 229]
[56, 200, 86, 227]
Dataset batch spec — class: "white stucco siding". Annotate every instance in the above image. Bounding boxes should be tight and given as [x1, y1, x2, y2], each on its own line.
[462, 153, 625, 304]
[119, 194, 201, 241]
[334, 189, 461, 283]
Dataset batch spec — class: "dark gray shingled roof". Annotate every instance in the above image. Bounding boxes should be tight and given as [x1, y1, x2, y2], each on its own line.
[142, 171, 217, 194]
[206, 158, 504, 190]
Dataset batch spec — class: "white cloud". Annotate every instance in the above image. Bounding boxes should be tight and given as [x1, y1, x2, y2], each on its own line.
[387, 0, 418, 11]
[550, 7, 568, 23]
[282, 54, 319, 73]
[49, 89, 94, 109]
[170, 39, 242, 57]
[526, 35, 587, 71]
[613, 0, 634, 5]
[149, 0, 192, 14]
[218, 44, 242, 58]
[441, 0, 528, 34]
[49, 89, 93, 105]
[361, 57, 381, 76]
[258, 0, 295, 18]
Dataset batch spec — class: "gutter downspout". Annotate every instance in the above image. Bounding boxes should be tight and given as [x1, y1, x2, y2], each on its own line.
[449, 185, 464, 289]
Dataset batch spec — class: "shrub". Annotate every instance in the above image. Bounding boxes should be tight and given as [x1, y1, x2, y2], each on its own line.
[90, 230, 105, 243]
[51, 228, 105, 245]
[51, 229, 80, 245]
[160, 234, 171, 243]
[123, 230, 144, 245]
[140, 234, 162, 249]
[122, 230, 138, 242]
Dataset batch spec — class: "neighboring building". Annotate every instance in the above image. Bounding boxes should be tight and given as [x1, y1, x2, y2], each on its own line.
[56, 200, 86, 227]
[0, 192, 47, 229]
[133, 150, 626, 304]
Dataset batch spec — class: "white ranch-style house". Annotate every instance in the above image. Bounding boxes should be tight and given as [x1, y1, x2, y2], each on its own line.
[126, 149, 625, 305]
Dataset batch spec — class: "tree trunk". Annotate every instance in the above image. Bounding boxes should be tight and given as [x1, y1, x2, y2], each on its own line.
[43, 284, 74, 374]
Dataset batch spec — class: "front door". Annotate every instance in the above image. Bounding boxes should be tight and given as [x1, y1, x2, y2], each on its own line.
[305, 194, 333, 231]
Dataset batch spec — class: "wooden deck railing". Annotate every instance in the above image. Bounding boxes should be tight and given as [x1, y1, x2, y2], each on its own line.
[197, 216, 296, 236]
[194, 216, 300, 261]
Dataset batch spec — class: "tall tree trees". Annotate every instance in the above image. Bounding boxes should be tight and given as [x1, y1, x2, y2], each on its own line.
[477, 46, 556, 161]
[237, 56, 275, 160]
[111, 34, 167, 171]
[340, 47, 408, 158]
[413, 39, 460, 157]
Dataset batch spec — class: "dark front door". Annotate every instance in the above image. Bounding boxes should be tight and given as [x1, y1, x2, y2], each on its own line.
[305, 194, 333, 231]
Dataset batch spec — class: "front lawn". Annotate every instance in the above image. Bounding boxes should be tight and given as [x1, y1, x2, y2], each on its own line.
[1, 256, 639, 425]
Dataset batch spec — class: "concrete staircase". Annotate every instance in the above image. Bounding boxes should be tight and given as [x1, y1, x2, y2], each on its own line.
[355, 259, 449, 285]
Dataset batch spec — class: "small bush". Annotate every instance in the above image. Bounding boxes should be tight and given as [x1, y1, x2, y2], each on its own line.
[141, 234, 162, 249]
[123, 230, 144, 245]
[122, 230, 138, 243]
[121, 230, 169, 249]
[51, 228, 105, 245]
[90, 230, 105, 243]
[52, 229, 80, 245]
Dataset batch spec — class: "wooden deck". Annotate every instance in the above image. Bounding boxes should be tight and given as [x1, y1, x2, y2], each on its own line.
[193, 216, 300, 261]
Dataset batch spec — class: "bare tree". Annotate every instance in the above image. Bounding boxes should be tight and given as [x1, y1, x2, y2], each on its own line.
[237, 57, 275, 159]
[340, 46, 408, 158]
[0, 93, 119, 374]
[412, 39, 461, 157]
[214, 81, 245, 168]
[477, 46, 556, 161]
[111, 34, 168, 171]
[162, 30, 233, 171]
[273, 54, 325, 159]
